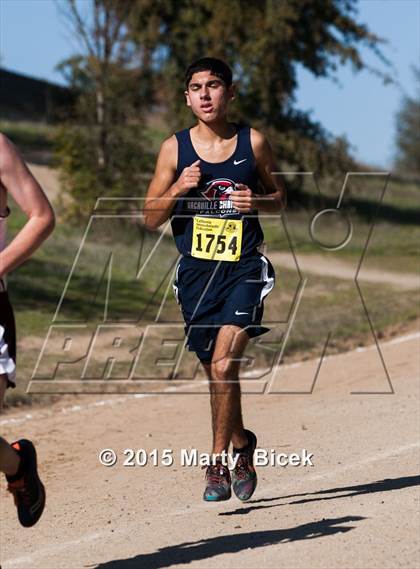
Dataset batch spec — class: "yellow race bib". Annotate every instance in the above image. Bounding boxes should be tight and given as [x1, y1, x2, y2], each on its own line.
[191, 216, 243, 262]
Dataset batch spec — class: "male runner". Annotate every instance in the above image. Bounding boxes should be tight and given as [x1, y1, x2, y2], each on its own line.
[0, 133, 55, 526]
[144, 57, 285, 502]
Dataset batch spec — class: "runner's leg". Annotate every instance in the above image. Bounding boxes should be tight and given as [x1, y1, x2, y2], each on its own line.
[203, 361, 249, 452]
[0, 374, 20, 476]
[0, 437, 20, 476]
[0, 373, 46, 526]
[204, 325, 250, 456]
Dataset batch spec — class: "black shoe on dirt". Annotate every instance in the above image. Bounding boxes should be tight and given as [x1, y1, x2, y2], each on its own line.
[6, 439, 46, 527]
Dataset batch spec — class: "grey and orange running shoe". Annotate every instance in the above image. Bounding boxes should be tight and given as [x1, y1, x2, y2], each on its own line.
[231, 429, 257, 501]
[203, 460, 231, 501]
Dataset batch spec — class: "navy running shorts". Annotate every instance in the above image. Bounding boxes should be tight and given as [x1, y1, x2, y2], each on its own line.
[0, 283, 17, 389]
[173, 253, 275, 362]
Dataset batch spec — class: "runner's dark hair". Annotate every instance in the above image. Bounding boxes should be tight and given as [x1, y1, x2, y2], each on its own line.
[185, 57, 233, 89]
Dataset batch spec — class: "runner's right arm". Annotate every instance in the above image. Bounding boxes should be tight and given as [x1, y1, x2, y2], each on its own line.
[143, 136, 201, 230]
[0, 134, 55, 279]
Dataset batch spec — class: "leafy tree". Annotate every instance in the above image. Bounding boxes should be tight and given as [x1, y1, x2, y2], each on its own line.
[395, 67, 420, 177]
[127, 0, 391, 191]
[57, 0, 392, 216]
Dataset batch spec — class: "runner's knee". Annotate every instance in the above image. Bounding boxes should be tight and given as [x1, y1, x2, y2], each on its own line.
[210, 357, 238, 383]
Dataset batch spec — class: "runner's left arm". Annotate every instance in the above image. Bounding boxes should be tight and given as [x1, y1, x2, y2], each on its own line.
[231, 129, 286, 214]
[0, 134, 55, 278]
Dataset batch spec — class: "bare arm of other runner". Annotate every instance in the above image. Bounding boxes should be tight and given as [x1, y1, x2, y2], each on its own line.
[143, 135, 201, 230]
[0, 134, 55, 279]
[231, 129, 286, 214]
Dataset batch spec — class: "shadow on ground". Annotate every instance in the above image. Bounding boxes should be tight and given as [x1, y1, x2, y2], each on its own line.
[94, 516, 365, 568]
[220, 474, 420, 516]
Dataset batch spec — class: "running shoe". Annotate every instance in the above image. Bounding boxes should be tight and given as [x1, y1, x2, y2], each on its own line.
[203, 460, 231, 501]
[231, 429, 257, 501]
[6, 439, 46, 527]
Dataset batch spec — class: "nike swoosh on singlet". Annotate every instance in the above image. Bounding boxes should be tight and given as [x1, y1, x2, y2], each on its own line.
[233, 159, 247, 165]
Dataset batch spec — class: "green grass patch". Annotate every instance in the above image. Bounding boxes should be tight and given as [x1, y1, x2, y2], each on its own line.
[0, 120, 55, 150]
[261, 215, 419, 270]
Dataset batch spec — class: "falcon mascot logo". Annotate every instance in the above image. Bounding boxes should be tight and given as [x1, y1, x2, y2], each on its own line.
[201, 178, 236, 201]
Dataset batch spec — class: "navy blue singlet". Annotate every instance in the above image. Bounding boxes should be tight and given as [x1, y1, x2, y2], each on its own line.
[171, 123, 266, 258]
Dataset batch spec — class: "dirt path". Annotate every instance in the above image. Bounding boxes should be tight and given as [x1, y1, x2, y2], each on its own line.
[1, 332, 419, 568]
[269, 251, 419, 290]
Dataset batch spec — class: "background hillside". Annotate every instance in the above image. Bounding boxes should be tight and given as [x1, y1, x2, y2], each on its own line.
[0, 100, 418, 407]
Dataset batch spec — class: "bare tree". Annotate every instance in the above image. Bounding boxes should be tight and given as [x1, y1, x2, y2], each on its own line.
[55, 0, 153, 219]
[58, 0, 134, 171]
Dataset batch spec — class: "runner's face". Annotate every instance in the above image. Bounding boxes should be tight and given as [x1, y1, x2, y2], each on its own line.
[185, 71, 233, 121]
